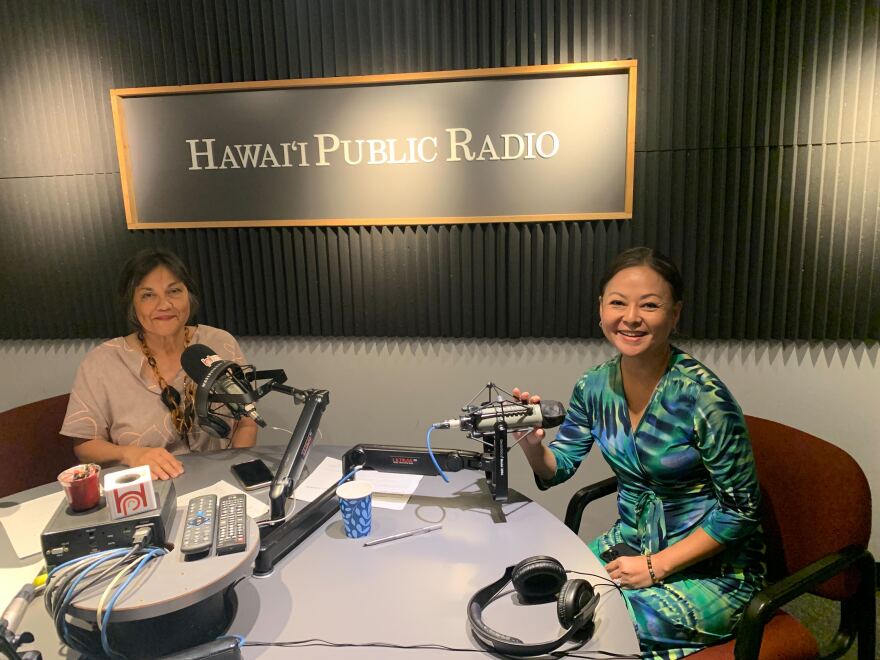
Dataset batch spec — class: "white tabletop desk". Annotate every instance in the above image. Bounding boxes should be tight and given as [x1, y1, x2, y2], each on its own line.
[4, 443, 639, 659]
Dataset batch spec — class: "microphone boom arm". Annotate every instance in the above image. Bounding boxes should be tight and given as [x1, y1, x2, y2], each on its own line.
[251, 384, 330, 577]
[219, 369, 333, 577]
[267, 387, 329, 520]
[341, 420, 510, 502]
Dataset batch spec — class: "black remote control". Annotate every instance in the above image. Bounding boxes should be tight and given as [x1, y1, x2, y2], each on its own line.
[180, 494, 217, 556]
[216, 494, 247, 556]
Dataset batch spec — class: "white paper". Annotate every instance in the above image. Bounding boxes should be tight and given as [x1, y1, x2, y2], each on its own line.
[293, 457, 423, 511]
[371, 493, 415, 511]
[356, 470, 423, 495]
[356, 470, 423, 511]
[176, 481, 269, 519]
[0, 558, 44, 611]
[0, 490, 65, 559]
[292, 457, 346, 502]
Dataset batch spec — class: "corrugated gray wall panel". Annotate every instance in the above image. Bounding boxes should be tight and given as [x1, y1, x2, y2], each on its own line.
[0, 0, 877, 340]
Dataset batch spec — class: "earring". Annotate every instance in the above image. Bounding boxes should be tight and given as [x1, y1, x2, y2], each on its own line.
[598, 320, 603, 328]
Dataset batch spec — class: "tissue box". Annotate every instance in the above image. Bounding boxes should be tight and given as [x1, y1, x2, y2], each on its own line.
[104, 465, 157, 519]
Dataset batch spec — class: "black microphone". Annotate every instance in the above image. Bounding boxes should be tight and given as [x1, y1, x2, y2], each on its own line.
[181, 344, 267, 428]
[433, 399, 566, 433]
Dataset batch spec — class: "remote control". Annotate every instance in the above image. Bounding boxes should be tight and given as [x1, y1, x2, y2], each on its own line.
[216, 494, 247, 556]
[180, 494, 217, 556]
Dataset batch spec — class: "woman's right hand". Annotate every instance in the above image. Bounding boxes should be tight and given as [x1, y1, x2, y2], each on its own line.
[511, 387, 546, 447]
[511, 387, 557, 481]
[122, 446, 184, 480]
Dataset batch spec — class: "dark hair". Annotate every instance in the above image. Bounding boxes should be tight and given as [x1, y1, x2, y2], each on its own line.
[117, 248, 201, 330]
[598, 247, 684, 302]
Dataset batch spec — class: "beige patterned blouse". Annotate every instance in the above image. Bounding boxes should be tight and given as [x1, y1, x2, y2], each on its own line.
[61, 325, 247, 454]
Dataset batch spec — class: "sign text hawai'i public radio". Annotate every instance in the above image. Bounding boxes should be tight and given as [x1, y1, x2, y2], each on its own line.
[185, 129, 560, 170]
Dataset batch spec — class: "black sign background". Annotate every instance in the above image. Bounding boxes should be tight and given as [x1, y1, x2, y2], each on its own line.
[113, 64, 636, 227]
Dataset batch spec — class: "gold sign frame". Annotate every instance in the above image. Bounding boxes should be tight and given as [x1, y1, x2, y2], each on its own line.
[111, 61, 637, 229]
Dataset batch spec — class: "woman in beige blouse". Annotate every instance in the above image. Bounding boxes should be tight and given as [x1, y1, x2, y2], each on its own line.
[61, 249, 257, 479]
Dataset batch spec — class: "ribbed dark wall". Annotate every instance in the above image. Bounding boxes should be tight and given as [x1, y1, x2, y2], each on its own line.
[0, 0, 877, 340]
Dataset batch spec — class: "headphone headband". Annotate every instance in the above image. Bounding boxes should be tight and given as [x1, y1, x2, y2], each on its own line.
[192, 360, 253, 438]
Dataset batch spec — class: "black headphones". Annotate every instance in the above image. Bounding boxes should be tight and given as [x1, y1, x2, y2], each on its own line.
[467, 555, 599, 657]
[195, 405, 231, 438]
[192, 370, 233, 439]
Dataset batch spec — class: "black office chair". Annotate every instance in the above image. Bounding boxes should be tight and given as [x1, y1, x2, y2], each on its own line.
[564, 415, 875, 660]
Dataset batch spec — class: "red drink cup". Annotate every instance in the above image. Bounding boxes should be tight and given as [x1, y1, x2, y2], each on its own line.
[58, 464, 101, 512]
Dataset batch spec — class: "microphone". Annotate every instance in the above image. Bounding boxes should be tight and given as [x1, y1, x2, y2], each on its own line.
[1, 583, 34, 637]
[433, 399, 566, 433]
[181, 344, 267, 428]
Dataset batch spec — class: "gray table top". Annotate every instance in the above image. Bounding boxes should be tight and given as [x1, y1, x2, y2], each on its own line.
[3, 442, 639, 659]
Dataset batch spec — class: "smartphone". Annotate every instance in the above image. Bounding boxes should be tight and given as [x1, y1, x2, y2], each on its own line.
[231, 459, 274, 490]
[599, 543, 641, 563]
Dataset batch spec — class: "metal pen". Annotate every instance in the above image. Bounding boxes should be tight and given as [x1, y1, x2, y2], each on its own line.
[363, 523, 442, 547]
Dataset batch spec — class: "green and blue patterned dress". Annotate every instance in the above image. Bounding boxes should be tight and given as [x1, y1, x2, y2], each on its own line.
[538, 347, 765, 659]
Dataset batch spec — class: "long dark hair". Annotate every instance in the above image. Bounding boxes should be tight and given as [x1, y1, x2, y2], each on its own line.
[117, 248, 201, 330]
[598, 247, 683, 302]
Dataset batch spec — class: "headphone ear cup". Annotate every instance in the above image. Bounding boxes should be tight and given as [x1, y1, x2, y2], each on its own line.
[557, 579, 593, 629]
[200, 414, 231, 438]
[511, 556, 567, 603]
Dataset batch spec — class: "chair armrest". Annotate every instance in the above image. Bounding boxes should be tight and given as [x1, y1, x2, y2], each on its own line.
[734, 545, 875, 660]
[564, 476, 618, 533]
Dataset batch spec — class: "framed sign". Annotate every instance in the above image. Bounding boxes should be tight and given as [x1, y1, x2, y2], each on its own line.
[111, 61, 637, 229]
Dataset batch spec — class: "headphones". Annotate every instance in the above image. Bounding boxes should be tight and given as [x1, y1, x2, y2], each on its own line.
[192, 368, 234, 439]
[195, 405, 231, 438]
[467, 555, 599, 657]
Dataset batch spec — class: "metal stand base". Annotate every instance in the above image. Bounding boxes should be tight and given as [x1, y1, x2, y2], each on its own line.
[254, 485, 339, 577]
[69, 587, 238, 659]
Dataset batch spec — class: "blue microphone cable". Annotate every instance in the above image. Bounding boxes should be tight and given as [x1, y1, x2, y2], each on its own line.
[426, 425, 449, 482]
[99, 547, 167, 657]
[43, 527, 168, 659]
[336, 465, 362, 486]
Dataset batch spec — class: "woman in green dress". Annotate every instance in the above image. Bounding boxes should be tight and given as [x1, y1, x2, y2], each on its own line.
[517, 247, 765, 659]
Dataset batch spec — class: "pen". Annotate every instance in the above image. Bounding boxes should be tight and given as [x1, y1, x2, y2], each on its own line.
[363, 524, 442, 547]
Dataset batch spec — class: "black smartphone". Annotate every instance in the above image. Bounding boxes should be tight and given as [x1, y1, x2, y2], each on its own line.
[231, 459, 274, 490]
[599, 543, 641, 563]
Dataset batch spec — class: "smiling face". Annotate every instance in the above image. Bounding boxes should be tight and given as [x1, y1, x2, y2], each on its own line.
[599, 265, 682, 360]
[133, 265, 191, 339]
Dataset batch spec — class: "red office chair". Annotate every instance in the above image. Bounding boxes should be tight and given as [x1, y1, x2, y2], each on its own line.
[564, 415, 875, 659]
[0, 394, 77, 498]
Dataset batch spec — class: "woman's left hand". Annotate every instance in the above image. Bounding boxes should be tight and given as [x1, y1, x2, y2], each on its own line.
[605, 555, 655, 589]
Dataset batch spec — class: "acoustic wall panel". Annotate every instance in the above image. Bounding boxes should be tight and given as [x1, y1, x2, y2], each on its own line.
[0, 0, 877, 340]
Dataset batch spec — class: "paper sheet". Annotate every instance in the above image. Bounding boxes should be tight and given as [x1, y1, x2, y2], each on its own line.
[293, 457, 423, 511]
[176, 481, 269, 519]
[0, 490, 65, 559]
[356, 470, 424, 511]
[0, 558, 44, 612]
[292, 457, 346, 502]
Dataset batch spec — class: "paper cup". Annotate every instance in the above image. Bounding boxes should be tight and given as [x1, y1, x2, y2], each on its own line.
[58, 463, 101, 512]
[336, 480, 373, 539]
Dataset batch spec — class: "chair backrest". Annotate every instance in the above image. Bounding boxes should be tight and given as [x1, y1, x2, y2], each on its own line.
[745, 415, 871, 600]
[0, 394, 77, 498]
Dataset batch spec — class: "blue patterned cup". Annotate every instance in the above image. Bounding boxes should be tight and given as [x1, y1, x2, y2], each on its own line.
[336, 480, 373, 539]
